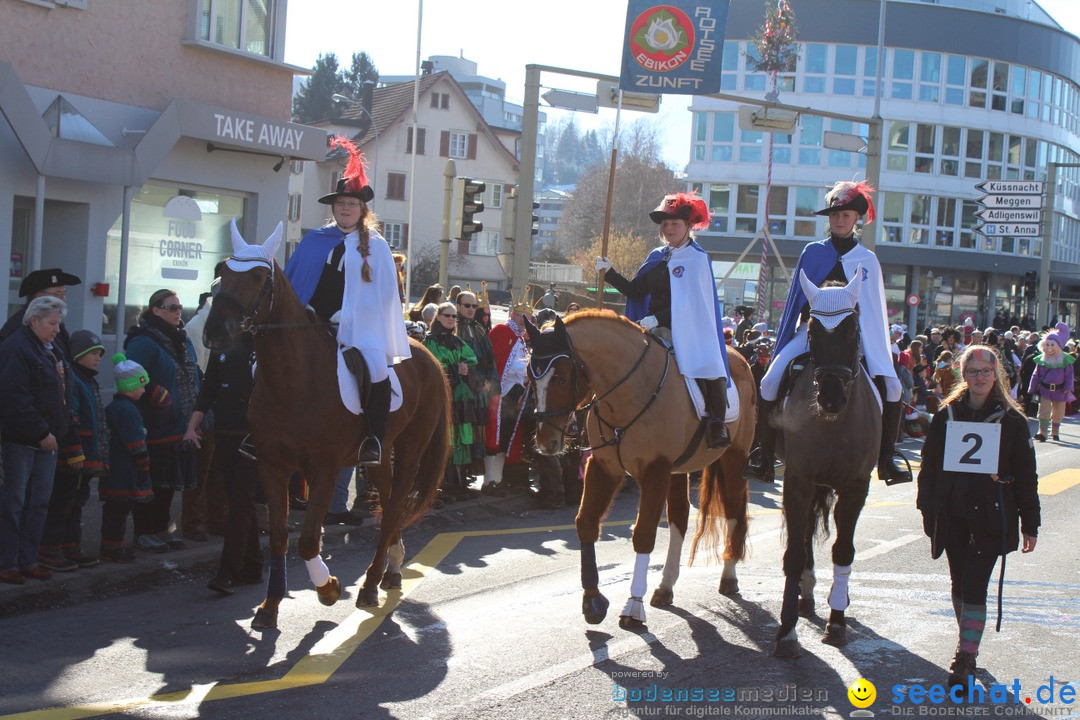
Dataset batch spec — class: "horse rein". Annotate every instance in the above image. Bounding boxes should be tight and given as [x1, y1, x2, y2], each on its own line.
[808, 310, 862, 392]
[219, 260, 332, 334]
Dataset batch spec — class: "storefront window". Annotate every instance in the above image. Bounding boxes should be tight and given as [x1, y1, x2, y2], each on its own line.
[103, 184, 246, 335]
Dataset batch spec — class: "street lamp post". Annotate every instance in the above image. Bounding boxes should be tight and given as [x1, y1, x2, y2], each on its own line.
[924, 270, 935, 330]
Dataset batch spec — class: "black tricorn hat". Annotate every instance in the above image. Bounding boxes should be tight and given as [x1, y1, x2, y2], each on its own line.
[318, 135, 374, 205]
[814, 180, 876, 221]
[19, 268, 81, 297]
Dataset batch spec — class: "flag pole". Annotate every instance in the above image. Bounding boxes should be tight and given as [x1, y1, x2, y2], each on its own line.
[595, 89, 623, 309]
[404, 0, 423, 304]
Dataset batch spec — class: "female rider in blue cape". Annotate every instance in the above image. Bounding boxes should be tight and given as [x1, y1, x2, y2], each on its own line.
[283, 136, 410, 466]
[747, 181, 909, 484]
[596, 192, 731, 449]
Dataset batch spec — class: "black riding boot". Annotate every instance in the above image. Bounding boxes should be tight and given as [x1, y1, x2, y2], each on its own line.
[358, 379, 391, 465]
[877, 400, 912, 484]
[747, 398, 777, 482]
[700, 378, 731, 449]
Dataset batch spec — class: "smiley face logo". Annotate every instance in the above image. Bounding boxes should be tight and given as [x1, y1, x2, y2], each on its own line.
[848, 678, 876, 708]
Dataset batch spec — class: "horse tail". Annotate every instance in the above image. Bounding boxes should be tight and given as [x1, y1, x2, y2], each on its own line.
[810, 485, 835, 540]
[401, 366, 452, 528]
[690, 455, 735, 565]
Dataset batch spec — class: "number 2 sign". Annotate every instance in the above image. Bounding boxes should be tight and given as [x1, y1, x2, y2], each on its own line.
[943, 421, 1001, 474]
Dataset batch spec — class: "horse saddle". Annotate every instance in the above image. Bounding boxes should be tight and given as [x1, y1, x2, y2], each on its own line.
[336, 347, 404, 416]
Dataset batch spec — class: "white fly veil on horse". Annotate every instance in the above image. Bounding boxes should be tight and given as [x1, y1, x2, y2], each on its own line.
[227, 218, 284, 272]
[798, 265, 863, 330]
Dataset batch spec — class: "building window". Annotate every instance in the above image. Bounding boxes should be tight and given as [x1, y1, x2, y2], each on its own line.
[290, 160, 303, 174]
[485, 182, 503, 210]
[914, 123, 936, 174]
[794, 187, 819, 237]
[886, 121, 910, 172]
[287, 193, 301, 222]
[833, 45, 857, 96]
[386, 172, 406, 201]
[429, 92, 450, 109]
[969, 58, 988, 108]
[708, 185, 730, 233]
[472, 231, 498, 257]
[720, 43, 738, 91]
[940, 126, 960, 176]
[440, 131, 476, 160]
[766, 186, 788, 236]
[744, 44, 766, 92]
[449, 131, 467, 158]
[739, 129, 763, 164]
[199, 0, 276, 57]
[382, 221, 407, 249]
[802, 44, 827, 94]
[735, 185, 758, 234]
[880, 192, 903, 244]
[945, 55, 966, 105]
[406, 127, 426, 155]
[890, 48, 914, 100]
[935, 197, 956, 247]
[919, 52, 941, 102]
[711, 112, 735, 162]
[862, 47, 878, 97]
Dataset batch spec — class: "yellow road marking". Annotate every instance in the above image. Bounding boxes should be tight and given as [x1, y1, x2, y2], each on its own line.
[1038, 468, 1080, 495]
[3, 497, 910, 720]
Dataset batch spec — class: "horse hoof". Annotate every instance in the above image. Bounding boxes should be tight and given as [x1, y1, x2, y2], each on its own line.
[316, 576, 341, 607]
[251, 607, 278, 630]
[799, 597, 816, 617]
[822, 623, 848, 646]
[650, 587, 674, 607]
[619, 615, 646, 629]
[356, 586, 380, 608]
[718, 577, 739, 596]
[380, 572, 402, 590]
[773, 638, 802, 658]
[582, 592, 609, 625]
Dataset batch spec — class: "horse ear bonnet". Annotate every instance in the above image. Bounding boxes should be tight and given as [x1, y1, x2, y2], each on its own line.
[800, 267, 862, 331]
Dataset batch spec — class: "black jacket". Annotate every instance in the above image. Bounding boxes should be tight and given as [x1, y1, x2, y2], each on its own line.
[0, 325, 73, 445]
[1, 307, 71, 361]
[604, 261, 672, 329]
[916, 395, 1039, 559]
[193, 338, 255, 435]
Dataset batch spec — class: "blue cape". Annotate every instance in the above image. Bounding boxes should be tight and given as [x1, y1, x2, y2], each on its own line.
[773, 238, 849, 358]
[283, 225, 347, 306]
[622, 241, 730, 379]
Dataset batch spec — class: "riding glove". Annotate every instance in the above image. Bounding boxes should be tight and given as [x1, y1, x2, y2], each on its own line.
[595, 256, 611, 272]
[639, 315, 659, 331]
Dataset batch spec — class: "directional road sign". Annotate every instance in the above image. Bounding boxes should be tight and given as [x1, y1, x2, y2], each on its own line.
[973, 223, 1041, 237]
[824, 130, 867, 153]
[541, 88, 599, 114]
[976, 194, 1042, 210]
[596, 80, 660, 113]
[975, 208, 1042, 223]
[975, 180, 1044, 195]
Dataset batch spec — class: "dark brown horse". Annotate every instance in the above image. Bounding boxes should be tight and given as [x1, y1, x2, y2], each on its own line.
[526, 311, 755, 628]
[771, 270, 880, 656]
[203, 223, 450, 628]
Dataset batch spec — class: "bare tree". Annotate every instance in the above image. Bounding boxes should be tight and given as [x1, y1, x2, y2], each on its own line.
[571, 229, 653, 286]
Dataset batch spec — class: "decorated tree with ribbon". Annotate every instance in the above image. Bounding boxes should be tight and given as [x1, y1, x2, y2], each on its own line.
[748, 0, 799, 325]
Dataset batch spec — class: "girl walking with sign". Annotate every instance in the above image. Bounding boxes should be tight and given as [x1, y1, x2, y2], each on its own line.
[916, 345, 1040, 691]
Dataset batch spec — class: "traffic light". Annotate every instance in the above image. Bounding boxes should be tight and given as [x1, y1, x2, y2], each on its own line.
[502, 185, 517, 243]
[530, 201, 540, 237]
[1023, 270, 1037, 299]
[454, 177, 485, 241]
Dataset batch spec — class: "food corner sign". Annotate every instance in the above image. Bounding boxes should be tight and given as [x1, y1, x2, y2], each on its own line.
[620, 0, 730, 94]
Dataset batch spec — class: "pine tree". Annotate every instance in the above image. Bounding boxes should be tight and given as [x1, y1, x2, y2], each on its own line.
[342, 52, 379, 98]
[292, 53, 345, 123]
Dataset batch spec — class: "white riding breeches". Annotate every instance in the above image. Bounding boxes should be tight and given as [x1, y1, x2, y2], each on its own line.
[759, 325, 901, 403]
[358, 347, 390, 383]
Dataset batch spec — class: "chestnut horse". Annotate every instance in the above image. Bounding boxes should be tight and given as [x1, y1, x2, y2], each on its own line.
[771, 270, 880, 657]
[525, 311, 755, 628]
[203, 223, 450, 629]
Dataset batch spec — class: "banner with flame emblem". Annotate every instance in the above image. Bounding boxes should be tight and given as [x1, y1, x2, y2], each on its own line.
[619, 0, 729, 94]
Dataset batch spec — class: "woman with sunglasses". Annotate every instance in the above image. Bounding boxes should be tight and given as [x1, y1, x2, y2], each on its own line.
[423, 302, 478, 500]
[455, 291, 497, 477]
[917, 344, 1039, 690]
[123, 288, 200, 553]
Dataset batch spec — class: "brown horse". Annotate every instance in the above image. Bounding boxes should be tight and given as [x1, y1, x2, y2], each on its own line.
[202, 224, 450, 629]
[525, 310, 755, 628]
[771, 270, 880, 657]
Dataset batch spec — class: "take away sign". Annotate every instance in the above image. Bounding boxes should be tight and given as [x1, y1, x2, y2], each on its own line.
[620, 0, 730, 94]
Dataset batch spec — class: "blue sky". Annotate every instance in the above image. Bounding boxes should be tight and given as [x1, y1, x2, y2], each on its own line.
[285, 1, 1079, 171]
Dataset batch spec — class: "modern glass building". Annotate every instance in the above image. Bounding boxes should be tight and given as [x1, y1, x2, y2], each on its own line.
[689, 0, 1079, 331]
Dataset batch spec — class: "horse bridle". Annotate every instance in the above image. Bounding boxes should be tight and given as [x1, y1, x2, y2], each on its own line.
[807, 308, 862, 392]
[214, 257, 276, 334]
[529, 331, 586, 441]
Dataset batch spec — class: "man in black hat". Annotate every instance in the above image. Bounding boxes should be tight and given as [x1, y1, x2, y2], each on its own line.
[734, 306, 755, 349]
[0, 268, 81, 358]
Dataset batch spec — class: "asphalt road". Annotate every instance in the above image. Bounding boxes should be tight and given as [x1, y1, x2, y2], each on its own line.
[0, 419, 1077, 720]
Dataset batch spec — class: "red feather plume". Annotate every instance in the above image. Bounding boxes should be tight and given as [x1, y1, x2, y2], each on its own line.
[667, 191, 711, 230]
[329, 134, 370, 192]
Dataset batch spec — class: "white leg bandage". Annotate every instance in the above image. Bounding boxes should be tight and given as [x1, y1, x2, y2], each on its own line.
[387, 539, 405, 574]
[799, 568, 816, 597]
[630, 552, 649, 598]
[828, 564, 851, 611]
[305, 556, 331, 588]
[659, 526, 684, 590]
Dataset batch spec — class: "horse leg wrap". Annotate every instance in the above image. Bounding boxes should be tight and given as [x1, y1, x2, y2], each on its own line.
[621, 596, 646, 622]
[387, 539, 405, 574]
[780, 574, 801, 629]
[580, 542, 599, 591]
[305, 556, 331, 588]
[630, 552, 649, 598]
[828, 564, 851, 612]
[660, 527, 683, 591]
[268, 555, 287, 599]
[799, 568, 816, 598]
